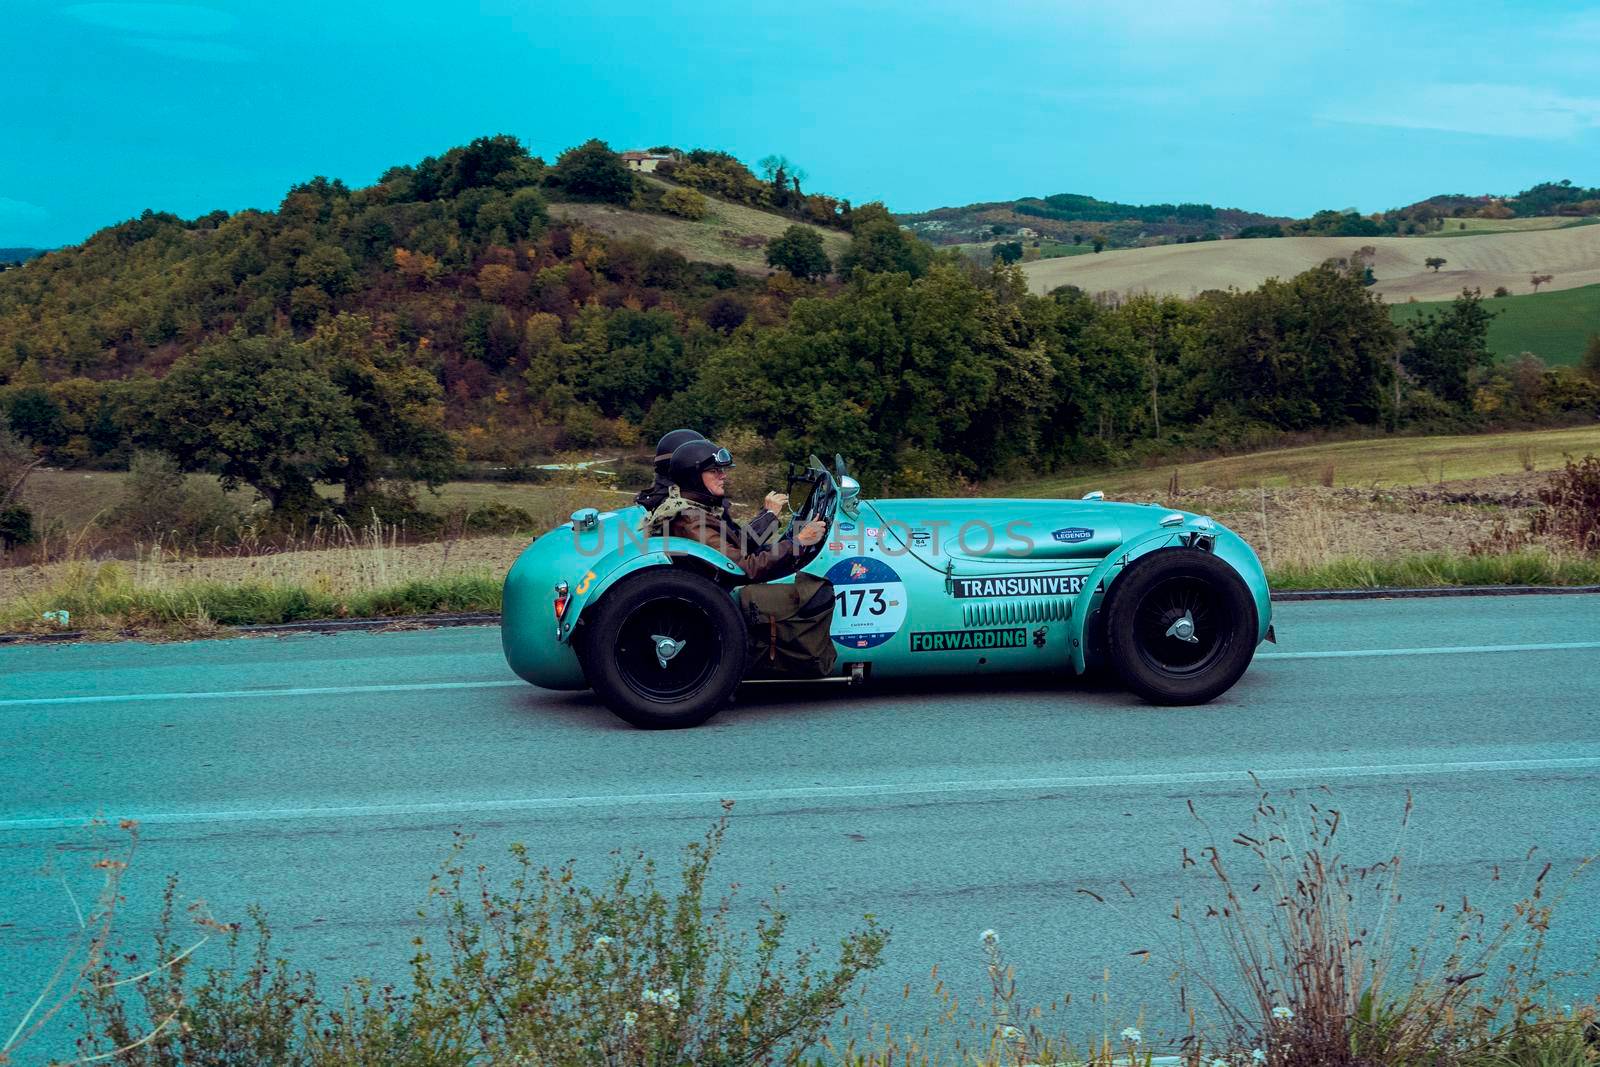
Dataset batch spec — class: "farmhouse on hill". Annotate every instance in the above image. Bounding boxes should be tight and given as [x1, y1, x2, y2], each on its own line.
[621, 150, 677, 173]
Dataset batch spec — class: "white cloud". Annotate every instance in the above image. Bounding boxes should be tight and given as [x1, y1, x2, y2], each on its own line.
[63, 3, 238, 36]
[0, 197, 50, 223]
[1323, 83, 1600, 140]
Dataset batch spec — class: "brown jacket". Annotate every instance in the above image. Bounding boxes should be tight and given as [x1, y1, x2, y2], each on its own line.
[665, 498, 801, 583]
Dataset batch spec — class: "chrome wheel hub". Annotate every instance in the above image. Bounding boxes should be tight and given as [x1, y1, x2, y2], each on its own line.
[652, 634, 686, 669]
[1165, 610, 1198, 644]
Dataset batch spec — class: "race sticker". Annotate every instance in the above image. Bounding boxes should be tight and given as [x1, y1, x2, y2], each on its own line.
[824, 556, 908, 650]
[910, 628, 1027, 652]
[950, 574, 1086, 599]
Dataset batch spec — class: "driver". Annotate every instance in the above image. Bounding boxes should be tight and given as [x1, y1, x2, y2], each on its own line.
[636, 428, 784, 543]
[660, 440, 827, 582]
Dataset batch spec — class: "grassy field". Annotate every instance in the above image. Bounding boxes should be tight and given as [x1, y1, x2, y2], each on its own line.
[1005, 423, 1600, 497]
[1429, 216, 1599, 237]
[1388, 282, 1600, 365]
[18, 470, 638, 535]
[548, 178, 849, 273]
[1022, 223, 1600, 302]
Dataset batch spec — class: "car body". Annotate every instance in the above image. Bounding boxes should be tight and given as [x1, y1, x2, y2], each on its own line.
[502, 459, 1273, 727]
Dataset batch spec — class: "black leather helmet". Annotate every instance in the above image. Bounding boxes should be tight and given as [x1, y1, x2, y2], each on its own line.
[652, 428, 705, 473]
[668, 440, 734, 490]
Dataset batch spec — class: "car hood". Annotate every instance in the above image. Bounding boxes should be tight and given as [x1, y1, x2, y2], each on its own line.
[862, 497, 1187, 563]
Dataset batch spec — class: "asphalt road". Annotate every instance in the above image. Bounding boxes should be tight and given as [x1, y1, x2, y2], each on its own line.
[3, 595, 1599, 1059]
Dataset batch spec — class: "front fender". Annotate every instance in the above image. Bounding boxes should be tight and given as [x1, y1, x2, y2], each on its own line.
[1066, 521, 1271, 674]
[560, 537, 742, 642]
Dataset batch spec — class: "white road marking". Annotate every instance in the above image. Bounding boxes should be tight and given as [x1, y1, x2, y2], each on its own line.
[5, 756, 1598, 832]
[1258, 640, 1600, 660]
[0, 679, 526, 708]
[2, 639, 1598, 708]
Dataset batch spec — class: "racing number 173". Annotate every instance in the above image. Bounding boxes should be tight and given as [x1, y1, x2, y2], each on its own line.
[835, 588, 888, 617]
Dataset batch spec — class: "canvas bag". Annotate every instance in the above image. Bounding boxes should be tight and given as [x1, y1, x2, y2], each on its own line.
[737, 572, 838, 679]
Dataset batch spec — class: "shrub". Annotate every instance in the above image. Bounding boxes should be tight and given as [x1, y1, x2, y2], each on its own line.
[72, 810, 887, 1064]
[100, 451, 245, 547]
[1530, 453, 1600, 553]
[0, 502, 33, 549]
[660, 186, 708, 220]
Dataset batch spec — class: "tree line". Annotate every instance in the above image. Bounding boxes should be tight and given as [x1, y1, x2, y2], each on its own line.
[1, 136, 1598, 534]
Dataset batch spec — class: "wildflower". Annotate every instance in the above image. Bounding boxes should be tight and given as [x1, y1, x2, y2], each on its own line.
[593, 935, 614, 950]
[621, 1010, 637, 1031]
[1271, 1005, 1294, 1021]
[643, 985, 681, 1010]
[1251, 1050, 1266, 1064]
[979, 928, 999, 946]
[1120, 1027, 1141, 1044]
[999, 1024, 1022, 1040]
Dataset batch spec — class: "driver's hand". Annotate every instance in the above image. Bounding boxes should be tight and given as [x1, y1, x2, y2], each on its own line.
[763, 492, 789, 515]
[795, 519, 827, 547]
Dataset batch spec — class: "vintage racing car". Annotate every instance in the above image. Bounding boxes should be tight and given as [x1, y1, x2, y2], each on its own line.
[502, 457, 1274, 728]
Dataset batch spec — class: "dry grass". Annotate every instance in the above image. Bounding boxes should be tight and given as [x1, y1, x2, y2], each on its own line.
[1011, 425, 1600, 497]
[549, 178, 850, 273]
[1021, 222, 1600, 301]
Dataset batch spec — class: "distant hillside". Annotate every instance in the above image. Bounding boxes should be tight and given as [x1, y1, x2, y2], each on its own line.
[0, 134, 868, 467]
[0, 248, 47, 265]
[898, 192, 1288, 250]
[1021, 224, 1600, 303]
[550, 175, 848, 273]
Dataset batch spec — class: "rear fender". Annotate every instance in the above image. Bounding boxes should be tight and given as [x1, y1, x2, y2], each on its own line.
[560, 537, 741, 643]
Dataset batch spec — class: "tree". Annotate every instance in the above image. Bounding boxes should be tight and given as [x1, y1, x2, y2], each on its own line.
[550, 139, 634, 204]
[1425, 256, 1446, 272]
[836, 204, 930, 278]
[660, 186, 708, 220]
[1531, 273, 1553, 292]
[1091, 236, 1106, 253]
[1581, 334, 1600, 384]
[5, 387, 67, 448]
[0, 411, 38, 548]
[144, 333, 364, 513]
[1201, 261, 1398, 429]
[143, 323, 454, 514]
[308, 314, 458, 500]
[765, 225, 832, 280]
[991, 241, 1023, 265]
[1403, 288, 1496, 406]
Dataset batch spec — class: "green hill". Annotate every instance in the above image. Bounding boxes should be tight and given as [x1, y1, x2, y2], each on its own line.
[898, 193, 1287, 252]
[1389, 284, 1600, 366]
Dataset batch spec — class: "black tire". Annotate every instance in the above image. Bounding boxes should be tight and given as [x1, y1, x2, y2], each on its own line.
[577, 568, 747, 729]
[1104, 549, 1258, 706]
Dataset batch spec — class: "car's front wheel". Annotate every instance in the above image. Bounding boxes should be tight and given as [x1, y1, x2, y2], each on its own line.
[1104, 549, 1258, 705]
[577, 568, 747, 729]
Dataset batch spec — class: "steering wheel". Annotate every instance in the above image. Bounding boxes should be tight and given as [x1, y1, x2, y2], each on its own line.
[781, 470, 836, 560]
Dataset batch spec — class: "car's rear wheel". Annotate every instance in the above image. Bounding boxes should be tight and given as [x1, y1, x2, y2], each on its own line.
[1104, 549, 1257, 705]
[577, 568, 747, 729]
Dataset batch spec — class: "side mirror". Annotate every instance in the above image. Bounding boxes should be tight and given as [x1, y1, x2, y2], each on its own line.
[838, 475, 860, 515]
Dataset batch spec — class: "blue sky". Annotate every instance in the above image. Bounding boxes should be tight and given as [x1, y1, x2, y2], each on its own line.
[5, 1, 1600, 247]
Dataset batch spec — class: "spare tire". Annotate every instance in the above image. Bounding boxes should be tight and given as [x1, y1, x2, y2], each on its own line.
[1104, 549, 1258, 706]
[577, 568, 747, 729]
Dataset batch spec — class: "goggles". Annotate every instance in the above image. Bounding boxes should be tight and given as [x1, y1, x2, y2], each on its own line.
[706, 447, 735, 469]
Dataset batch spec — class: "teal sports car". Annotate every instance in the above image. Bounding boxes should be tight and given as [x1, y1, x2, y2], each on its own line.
[502, 457, 1274, 729]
